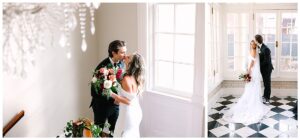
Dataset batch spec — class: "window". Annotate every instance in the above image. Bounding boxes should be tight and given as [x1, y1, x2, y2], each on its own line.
[255, 11, 298, 77]
[153, 4, 196, 97]
[280, 13, 297, 72]
[226, 13, 250, 72]
[206, 3, 222, 90]
[224, 6, 297, 79]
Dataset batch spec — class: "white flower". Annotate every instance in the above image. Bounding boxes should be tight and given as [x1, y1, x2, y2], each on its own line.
[104, 69, 109, 76]
[103, 80, 112, 89]
[91, 77, 97, 83]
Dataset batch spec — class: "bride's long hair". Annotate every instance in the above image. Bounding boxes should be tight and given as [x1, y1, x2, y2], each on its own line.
[250, 40, 257, 50]
[125, 53, 145, 93]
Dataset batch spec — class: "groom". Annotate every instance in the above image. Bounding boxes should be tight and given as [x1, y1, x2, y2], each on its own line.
[89, 40, 127, 137]
[255, 35, 274, 104]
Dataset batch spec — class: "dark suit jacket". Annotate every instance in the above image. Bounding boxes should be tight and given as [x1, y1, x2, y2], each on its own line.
[89, 57, 125, 107]
[259, 43, 274, 73]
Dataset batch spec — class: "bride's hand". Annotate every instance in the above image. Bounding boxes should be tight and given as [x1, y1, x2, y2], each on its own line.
[110, 92, 117, 99]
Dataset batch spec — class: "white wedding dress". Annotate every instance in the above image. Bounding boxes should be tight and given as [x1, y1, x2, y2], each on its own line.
[113, 86, 142, 137]
[222, 50, 270, 124]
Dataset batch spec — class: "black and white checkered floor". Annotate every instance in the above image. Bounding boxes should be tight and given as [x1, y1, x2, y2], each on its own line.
[208, 95, 298, 138]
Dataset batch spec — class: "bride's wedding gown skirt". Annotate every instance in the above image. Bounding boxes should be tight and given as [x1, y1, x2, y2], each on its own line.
[223, 54, 270, 124]
[114, 87, 142, 137]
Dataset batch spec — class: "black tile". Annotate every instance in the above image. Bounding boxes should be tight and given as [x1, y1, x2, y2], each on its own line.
[208, 121, 223, 130]
[248, 123, 269, 132]
[220, 133, 242, 138]
[284, 96, 297, 102]
[218, 100, 233, 106]
[209, 113, 223, 120]
[270, 102, 283, 107]
[223, 95, 236, 100]
[214, 106, 227, 111]
[208, 131, 217, 137]
[270, 96, 281, 101]
[271, 114, 289, 121]
[224, 123, 245, 131]
[273, 123, 280, 131]
[271, 107, 285, 113]
[286, 101, 297, 107]
[248, 133, 267, 138]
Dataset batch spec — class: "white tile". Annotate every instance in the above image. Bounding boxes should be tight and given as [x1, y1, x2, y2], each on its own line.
[280, 118, 298, 128]
[217, 98, 227, 102]
[209, 109, 219, 115]
[284, 128, 298, 138]
[229, 98, 239, 103]
[266, 111, 277, 118]
[280, 111, 295, 118]
[259, 127, 281, 138]
[234, 127, 256, 138]
[212, 103, 224, 108]
[261, 118, 278, 127]
[279, 105, 294, 110]
[216, 118, 229, 126]
[277, 99, 290, 104]
[210, 126, 231, 137]
[208, 116, 214, 122]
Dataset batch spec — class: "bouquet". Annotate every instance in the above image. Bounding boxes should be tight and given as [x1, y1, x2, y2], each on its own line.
[63, 118, 103, 137]
[239, 72, 251, 82]
[90, 66, 124, 99]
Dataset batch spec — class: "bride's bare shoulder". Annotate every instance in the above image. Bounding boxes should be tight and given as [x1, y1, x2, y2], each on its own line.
[121, 76, 134, 93]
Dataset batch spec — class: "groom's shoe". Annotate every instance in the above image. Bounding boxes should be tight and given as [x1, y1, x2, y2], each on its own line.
[265, 99, 270, 105]
[262, 97, 267, 104]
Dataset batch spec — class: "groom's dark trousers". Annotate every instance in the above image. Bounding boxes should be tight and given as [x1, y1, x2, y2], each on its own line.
[261, 70, 272, 100]
[259, 43, 274, 100]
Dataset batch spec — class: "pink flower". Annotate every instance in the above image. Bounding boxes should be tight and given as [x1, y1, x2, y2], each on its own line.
[99, 68, 105, 74]
[116, 69, 123, 80]
[109, 75, 116, 81]
[108, 69, 114, 75]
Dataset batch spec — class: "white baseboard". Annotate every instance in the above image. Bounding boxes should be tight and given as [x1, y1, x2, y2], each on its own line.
[222, 88, 297, 97]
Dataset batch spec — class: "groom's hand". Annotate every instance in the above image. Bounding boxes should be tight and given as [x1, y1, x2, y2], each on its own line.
[114, 99, 120, 105]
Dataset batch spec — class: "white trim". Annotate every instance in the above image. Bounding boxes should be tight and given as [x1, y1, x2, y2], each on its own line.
[223, 4, 298, 81]
[151, 3, 196, 98]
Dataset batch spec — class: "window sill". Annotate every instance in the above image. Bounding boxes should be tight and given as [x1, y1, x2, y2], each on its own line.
[145, 90, 193, 103]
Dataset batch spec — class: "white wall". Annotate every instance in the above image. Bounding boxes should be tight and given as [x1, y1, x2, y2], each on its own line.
[3, 9, 98, 137]
[95, 3, 138, 60]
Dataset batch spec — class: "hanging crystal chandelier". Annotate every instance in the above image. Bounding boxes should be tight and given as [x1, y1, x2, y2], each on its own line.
[2, 3, 100, 78]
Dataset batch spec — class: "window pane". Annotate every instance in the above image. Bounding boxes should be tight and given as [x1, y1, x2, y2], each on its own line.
[155, 61, 173, 88]
[256, 13, 276, 28]
[240, 13, 249, 27]
[175, 4, 195, 34]
[241, 28, 249, 42]
[228, 43, 234, 56]
[227, 13, 238, 27]
[156, 34, 173, 61]
[174, 35, 194, 63]
[281, 43, 291, 56]
[266, 34, 275, 42]
[292, 34, 298, 42]
[266, 43, 276, 57]
[292, 43, 297, 57]
[157, 4, 174, 32]
[174, 63, 193, 93]
[280, 57, 291, 71]
[282, 30, 291, 42]
[228, 56, 234, 70]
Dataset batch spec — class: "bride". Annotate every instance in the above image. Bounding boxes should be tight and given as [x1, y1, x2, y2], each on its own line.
[222, 40, 270, 124]
[110, 53, 145, 137]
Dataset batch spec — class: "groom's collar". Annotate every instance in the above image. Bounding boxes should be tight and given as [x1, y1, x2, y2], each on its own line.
[258, 43, 262, 49]
[109, 57, 120, 65]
